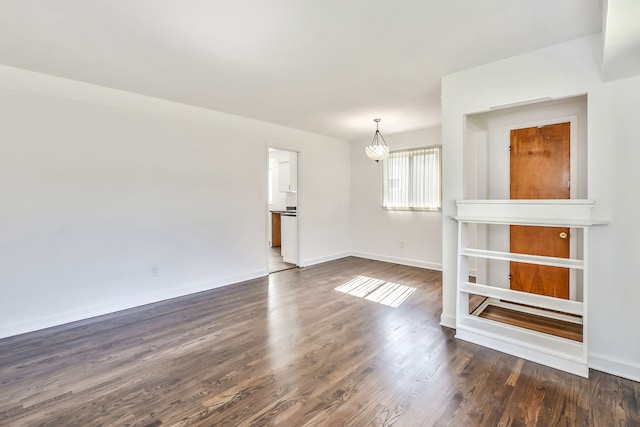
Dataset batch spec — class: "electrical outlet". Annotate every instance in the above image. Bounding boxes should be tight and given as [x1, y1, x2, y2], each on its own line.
[400, 240, 404, 248]
[151, 266, 159, 277]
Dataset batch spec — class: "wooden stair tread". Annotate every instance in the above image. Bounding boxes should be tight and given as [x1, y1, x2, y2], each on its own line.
[477, 304, 583, 342]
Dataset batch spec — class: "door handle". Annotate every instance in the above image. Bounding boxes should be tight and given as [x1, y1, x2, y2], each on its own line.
[559, 231, 568, 239]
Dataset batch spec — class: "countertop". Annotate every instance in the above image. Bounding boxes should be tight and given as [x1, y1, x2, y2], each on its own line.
[270, 209, 297, 216]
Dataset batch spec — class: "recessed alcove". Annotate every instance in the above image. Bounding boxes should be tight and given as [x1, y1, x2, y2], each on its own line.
[454, 95, 605, 377]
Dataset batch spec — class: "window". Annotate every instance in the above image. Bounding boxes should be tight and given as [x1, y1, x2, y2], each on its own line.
[382, 146, 441, 210]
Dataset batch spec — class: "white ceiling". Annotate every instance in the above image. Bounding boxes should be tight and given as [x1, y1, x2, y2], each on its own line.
[0, 1, 603, 140]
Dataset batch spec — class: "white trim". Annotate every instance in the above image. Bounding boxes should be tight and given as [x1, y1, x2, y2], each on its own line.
[482, 299, 582, 324]
[266, 146, 300, 269]
[299, 252, 352, 268]
[462, 283, 583, 315]
[461, 248, 584, 269]
[455, 199, 603, 224]
[351, 251, 442, 271]
[456, 325, 588, 378]
[0, 269, 268, 340]
[440, 313, 456, 329]
[589, 352, 640, 383]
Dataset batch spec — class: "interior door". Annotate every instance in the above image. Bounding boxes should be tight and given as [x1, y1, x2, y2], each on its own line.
[510, 122, 570, 299]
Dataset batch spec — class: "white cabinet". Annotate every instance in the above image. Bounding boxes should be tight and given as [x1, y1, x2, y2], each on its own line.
[280, 215, 297, 264]
[278, 161, 291, 192]
[277, 153, 297, 192]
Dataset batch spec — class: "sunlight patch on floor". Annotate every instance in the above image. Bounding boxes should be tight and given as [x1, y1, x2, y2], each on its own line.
[335, 275, 416, 308]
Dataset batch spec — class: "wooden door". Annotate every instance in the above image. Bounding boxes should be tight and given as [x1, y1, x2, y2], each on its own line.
[510, 122, 570, 298]
[271, 212, 281, 247]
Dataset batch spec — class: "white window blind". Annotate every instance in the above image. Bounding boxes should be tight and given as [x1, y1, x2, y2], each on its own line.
[382, 146, 441, 210]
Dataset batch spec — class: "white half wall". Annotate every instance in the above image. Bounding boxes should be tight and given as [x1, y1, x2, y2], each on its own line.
[0, 65, 351, 339]
[441, 34, 640, 381]
[350, 127, 442, 271]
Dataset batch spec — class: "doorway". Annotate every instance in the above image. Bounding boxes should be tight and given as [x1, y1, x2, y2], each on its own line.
[268, 148, 298, 273]
[509, 122, 570, 298]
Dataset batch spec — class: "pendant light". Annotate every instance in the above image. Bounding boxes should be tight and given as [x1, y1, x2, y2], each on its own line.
[365, 118, 390, 162]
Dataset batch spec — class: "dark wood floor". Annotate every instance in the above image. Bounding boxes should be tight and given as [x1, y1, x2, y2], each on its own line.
[0, 257, 638, 426]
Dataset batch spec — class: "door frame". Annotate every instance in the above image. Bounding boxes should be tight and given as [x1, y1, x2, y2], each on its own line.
[266, 145, 300, 271]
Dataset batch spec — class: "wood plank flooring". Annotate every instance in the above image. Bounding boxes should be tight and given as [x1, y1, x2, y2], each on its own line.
[0, 257, 638, 426]
[478, 304, 583, 342]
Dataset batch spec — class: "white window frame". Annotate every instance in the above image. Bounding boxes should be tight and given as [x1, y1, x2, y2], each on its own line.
[382, 145, 442, 211]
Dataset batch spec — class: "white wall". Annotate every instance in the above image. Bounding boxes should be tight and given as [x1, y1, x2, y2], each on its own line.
[441, 34, 640, 381]
[350, 127, 442, 270]
[0, 65, 351, 339]
[588, 74, 640, 380]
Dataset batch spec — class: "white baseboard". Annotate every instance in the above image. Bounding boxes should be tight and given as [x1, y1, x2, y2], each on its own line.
[0, 269, 268, 340]
[589, 352, 640, 382]
[351, 251, 442, 271]
[456, 327, 589, 378]
[440, 313, 456, 329]
[299, 252, 351, 267]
